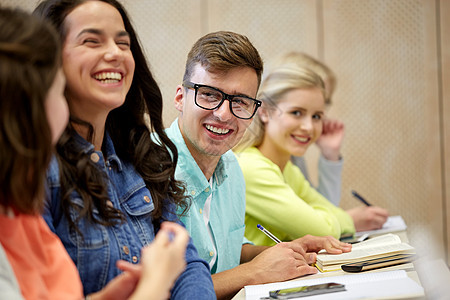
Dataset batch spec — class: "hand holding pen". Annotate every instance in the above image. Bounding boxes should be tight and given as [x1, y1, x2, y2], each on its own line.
[347, 190, 389, 231]
[351, 190, 372, 206]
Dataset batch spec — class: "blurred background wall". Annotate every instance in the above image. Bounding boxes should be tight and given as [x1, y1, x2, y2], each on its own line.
[3, 0, 449, 266]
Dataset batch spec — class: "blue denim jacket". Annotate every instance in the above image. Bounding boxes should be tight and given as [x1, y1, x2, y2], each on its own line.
[43, 132, 215, 299]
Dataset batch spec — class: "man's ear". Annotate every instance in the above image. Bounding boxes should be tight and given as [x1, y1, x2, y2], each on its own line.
[174, 85, 184, 112]
[258, 105, 270, 124]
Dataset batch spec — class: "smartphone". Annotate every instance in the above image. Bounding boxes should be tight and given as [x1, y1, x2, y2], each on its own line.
[268, 282, 346, 299]
[341, 253, 415, 273]
[339, 233, 370, 244]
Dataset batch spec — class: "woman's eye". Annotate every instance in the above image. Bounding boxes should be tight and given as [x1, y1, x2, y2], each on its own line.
[117, 41, 130, 47]
[83, 39, 99, 44]
[313, 114, 322, 120]
[291, 111, 301, 116]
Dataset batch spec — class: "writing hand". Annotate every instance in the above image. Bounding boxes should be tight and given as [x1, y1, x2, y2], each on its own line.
[347, 206, 389, 232]
[248, 242, 317, 284]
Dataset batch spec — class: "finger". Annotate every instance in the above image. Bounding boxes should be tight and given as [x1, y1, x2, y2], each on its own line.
[160, 222, 189, 248]
[153, 228, 171, 246]
[282, 242, 307, 256]
[170, 228, 189, 250]
[296, 265, 318, 276]
[291, 251, 308, 262]
[116, 260, 141, 274]
[370, 206, 390, 217]
[305, 252, 317, 264]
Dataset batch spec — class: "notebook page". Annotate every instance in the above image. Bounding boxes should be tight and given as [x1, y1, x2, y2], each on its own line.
[351, 233, 401, 250]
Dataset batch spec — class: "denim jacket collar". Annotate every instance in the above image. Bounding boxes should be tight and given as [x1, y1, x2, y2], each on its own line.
[72, 131, 123, 172]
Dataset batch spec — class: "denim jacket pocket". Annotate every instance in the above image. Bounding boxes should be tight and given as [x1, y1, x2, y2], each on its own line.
[121, 184, 155, 216]
[120, 184, 156, 245]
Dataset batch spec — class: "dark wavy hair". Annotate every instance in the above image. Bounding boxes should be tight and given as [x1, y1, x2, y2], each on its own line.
[0, 7, 61, 214]
[33, 0, 187, 231]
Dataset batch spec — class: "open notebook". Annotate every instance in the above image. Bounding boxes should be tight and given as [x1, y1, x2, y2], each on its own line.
[244, 270, 423, 300]
[316, 233, 415, 272]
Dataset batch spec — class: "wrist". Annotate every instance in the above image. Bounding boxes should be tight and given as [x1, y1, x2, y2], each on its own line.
[322, 152, 341, 161]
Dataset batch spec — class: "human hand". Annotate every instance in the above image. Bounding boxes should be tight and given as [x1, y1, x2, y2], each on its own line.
[315, 118, 344, 161]
[291, 234, 352, 256]
[347, 206, 389, 232]
[248, 242, 317, 284]
[128, 221, 189, 300]
[88, 269, 140, 300]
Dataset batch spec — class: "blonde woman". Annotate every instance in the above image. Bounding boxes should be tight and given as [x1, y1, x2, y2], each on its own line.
[235, 63, 387, 246]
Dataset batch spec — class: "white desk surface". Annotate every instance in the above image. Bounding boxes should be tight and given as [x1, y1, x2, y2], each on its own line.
[231, 231, 426, 300]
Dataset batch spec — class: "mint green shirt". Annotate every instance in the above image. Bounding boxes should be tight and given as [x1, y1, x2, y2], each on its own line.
[166, 120, 248, 274]
[237, 147, 355, 246]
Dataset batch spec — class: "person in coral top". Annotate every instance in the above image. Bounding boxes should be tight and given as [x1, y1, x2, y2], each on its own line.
[0, 7, 189, 300]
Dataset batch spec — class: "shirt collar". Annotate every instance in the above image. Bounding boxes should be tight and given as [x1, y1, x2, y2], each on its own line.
[167, 119, 228, 189]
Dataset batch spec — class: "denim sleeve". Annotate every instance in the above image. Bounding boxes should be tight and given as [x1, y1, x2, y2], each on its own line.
[42, 158, 62, 234]
[170, 237, 216, 300]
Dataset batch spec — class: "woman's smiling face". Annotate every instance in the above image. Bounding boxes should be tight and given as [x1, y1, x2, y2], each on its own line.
[261, 87, 325, 160]
[61, 0, 135, 120]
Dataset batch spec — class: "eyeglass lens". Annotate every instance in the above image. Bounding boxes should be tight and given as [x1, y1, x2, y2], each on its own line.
[195, 86, 256, 119]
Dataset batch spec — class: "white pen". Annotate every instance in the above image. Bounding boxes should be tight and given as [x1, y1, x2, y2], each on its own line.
[257, 224, 281, 244]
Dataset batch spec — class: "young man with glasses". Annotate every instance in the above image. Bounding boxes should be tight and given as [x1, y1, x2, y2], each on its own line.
[166, 31, 351, 299]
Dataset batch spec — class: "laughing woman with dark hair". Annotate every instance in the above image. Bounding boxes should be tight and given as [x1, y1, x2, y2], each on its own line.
[33, 0, 215, 298]
[0, 5, 197, 300]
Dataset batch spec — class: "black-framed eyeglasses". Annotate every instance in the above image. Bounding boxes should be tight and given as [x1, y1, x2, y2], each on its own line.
[182, 81, 261, 120]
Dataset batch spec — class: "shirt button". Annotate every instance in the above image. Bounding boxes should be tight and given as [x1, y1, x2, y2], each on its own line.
[106, 200, 114, 207]
[132, 256, 138, 263]
[143, 196, 151, 203]
[90, 153, 100, 163]
[122, 246, 130, 255]
[205, 187, 210, 193]
[190, 190, 196, 196]
[209, 251, 214, 257]
[199, 208, 202, 214]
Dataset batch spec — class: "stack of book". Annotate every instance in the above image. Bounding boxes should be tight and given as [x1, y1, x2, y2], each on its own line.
[315, 233, 415, 272]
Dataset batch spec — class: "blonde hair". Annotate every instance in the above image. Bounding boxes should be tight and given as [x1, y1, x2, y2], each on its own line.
[266, 52, 336, 105]
[235, 64, 325, 152]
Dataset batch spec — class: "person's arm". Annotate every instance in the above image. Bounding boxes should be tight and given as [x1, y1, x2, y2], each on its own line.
[347, 206, 389, 232]
[242, 156, 346, 239]
[167, 228, 216, 299]
[95, 222, 205, 300]
[129, 222, 189, 300]
[291, 155, 343, 206]
[212, 243, 317, 300]
[316, 155, 343, 206]
[0, 244, 23, 300]
[314, 118, 345, 206]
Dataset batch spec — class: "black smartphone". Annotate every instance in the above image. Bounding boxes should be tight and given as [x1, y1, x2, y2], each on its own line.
[268, 282, 346, 299]
[341, 253, 415, 273]
[339, 233, 370, 244]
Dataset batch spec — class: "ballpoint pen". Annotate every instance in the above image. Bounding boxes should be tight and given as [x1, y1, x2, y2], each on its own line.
[351, 190, 372, 206]
[257, 224, 281, 244]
